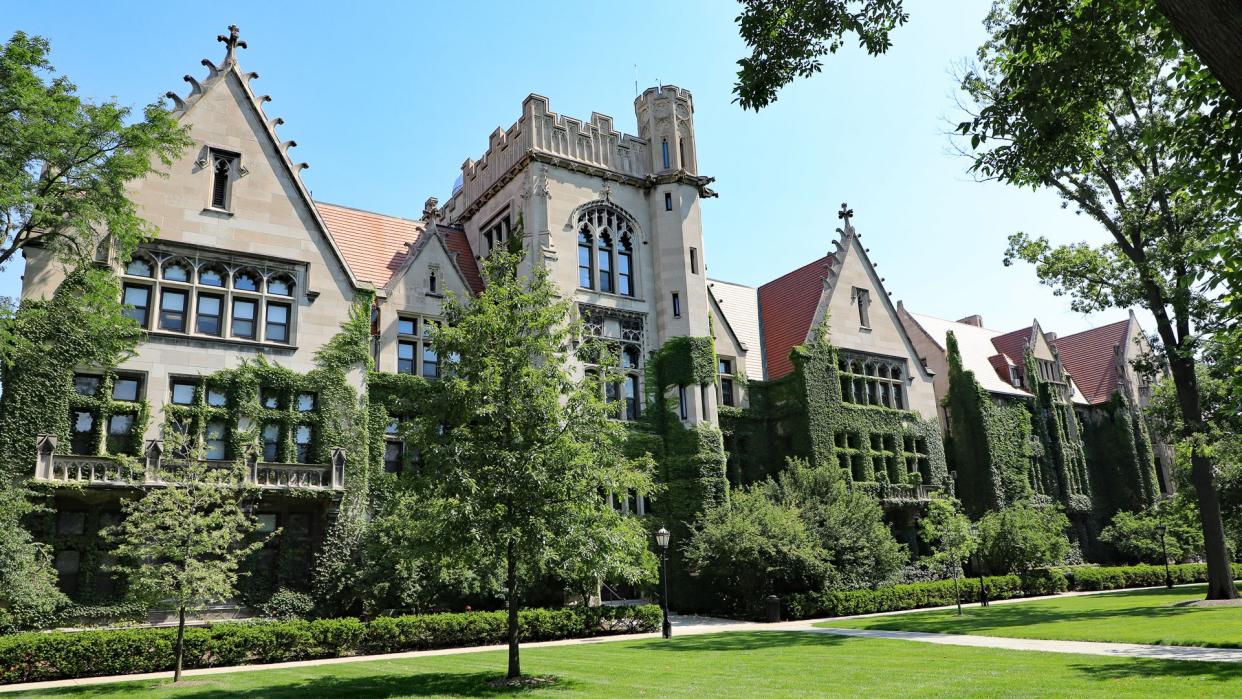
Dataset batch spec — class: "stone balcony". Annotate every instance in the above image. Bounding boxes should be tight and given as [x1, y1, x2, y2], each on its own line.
[32, 434, 345, 492]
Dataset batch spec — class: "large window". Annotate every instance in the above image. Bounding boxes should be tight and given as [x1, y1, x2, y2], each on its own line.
[838, 352, 907, 410]
[393, 315, 444, 378]
[482, 212, 511, 254]
[119, 250, 300, 344]
[719, 358, 736, 407]
[575, 205, 637, 297]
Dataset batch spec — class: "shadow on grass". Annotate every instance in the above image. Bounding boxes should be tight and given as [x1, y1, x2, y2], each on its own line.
[9, 672, 582, 698]
[1072, 658, 1242, 684]
[637, 630, 848, 653]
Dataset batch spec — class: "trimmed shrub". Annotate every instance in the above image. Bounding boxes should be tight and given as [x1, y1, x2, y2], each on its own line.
[257, 589, 315, 621]
[1064, 563, 1242, 591]
[783, 575, 1027, 620]
[0, 605, 659, 685]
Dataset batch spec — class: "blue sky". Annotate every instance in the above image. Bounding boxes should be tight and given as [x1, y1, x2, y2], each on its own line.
[3, 1, 1143, 336]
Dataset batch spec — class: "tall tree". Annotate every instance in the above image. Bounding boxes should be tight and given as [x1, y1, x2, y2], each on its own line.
[732, 1, 1242, 110]
[107, 455, 264, 682]
[956, 0, 1240, 598]
[0, 31, 189, 270]
[919, 495, 977, 615]
[401, 237, 654, 681]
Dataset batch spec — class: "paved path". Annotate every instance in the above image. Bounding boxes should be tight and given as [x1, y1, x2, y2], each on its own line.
[2, 586, 1236, 694]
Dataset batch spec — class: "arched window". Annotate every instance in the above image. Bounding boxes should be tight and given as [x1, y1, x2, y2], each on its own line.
[597, 232, 614, 294]
[162, 260, 190, 282]
[234, 269, 260, 292]
[199, 264, 226, 287]
[578, 227, 594, 289]
[125, 256, 154, 277]
[267, 274, 294, 296]
[618, 233, 634, 296]
[575, 204, 638, 297]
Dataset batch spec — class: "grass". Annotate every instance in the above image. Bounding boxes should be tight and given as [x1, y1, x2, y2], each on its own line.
[10, 632, 1242, 698]
[820, 584, 1242, 647]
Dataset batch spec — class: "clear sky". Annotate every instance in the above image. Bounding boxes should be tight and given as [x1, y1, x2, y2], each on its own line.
[2, 0, 1147, 336]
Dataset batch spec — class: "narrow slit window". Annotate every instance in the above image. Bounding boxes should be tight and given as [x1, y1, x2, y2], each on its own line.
[210, 153, 236, 210]
[678, 385, 689, 420]
[671, 292, 681, 319]
[665, 192, 673, 211]
[689, 248, 698, 274]
[662, 139, 670, 169]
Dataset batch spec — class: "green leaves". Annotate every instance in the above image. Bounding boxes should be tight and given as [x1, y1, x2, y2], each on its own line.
[733, 0, 909, 110]
[0, 31, 191, 271]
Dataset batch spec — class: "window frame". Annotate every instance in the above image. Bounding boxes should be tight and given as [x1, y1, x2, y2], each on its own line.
[158, 287, 189, 332]
[209, 149, 240, 212]
[122, 283, 152, 328]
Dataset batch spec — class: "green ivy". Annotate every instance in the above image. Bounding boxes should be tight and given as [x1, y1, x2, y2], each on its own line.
[1082, 390, 1159, 520]
[721, 324, 947, 493]
[944, 332, 1035, 518]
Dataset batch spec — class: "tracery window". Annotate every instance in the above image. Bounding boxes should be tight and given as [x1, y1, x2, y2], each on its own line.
[575, 205, 637, 297]
[837, 351, 907, 410]
[578, 305, 645, 421]
[119, 248, 300, 345]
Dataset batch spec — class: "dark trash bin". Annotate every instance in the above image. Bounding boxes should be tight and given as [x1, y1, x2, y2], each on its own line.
[765, 594, 781, 623]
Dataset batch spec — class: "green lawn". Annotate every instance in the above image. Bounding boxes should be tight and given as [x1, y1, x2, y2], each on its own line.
[11, 632, 1242, 698]
[820, 584, 1242, 648]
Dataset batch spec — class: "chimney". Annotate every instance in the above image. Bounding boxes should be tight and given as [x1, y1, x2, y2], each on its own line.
[957, 314, 984, 327]
[1046, 332, 1058, 343]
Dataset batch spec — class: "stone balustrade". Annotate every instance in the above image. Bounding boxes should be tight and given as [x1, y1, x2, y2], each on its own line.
[33, 434, 344, 491]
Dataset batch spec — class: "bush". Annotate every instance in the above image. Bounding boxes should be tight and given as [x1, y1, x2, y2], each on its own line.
[0, 605, 660, 685]
[1063, 563, 1242, 591]
[782, 575, 1027, 620]
[258, 589, 315, 621]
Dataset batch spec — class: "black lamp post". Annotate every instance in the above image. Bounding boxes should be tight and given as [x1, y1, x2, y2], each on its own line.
[1157, 523, 1173, 588]
[655, 526, 672, 639]
[971, 522, 988, 607]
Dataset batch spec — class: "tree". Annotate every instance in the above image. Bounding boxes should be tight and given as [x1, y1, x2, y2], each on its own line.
[956, 0, 1240, 600]
[1100, 504, 1203, 564]
[0, 488, 67, 633]
[397, 238, 655, 681]
[0, 31, 190, 271]
[684, 487, 829, 617]
[919, 495, 977, 615]
[765, 457, 908, 589]
[732, 1, 1242, 111]
[107, 455, 263, 682]
[977, 502, 1069, 582]
[733, 0, 908, 110]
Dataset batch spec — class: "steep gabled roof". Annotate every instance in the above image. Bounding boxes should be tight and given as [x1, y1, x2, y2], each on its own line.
[1053, 318, 1131, 405]
[164, 26, 363, 291]
[316, 202, 424, 286]
[442, 228, 485, 295]
[757, 255, 836, 380]
[709, 279, 764, 379]
[904, 311, 1032, 398]
[990, 325, 1036, 378]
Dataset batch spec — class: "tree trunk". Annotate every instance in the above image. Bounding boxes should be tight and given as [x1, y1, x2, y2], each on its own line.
[1168, 356, 1239, 600]
[173, 604, 186, 682]
[506, 541, 521, 680]
[1156, 0, 1242, 106]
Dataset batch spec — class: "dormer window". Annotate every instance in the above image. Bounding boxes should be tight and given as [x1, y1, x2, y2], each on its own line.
[1009, 366, 1022, 388]
[210, 150, 239, 211]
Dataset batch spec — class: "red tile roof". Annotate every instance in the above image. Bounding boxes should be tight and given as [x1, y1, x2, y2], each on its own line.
[315, 201, 483, 295]
[441, 227, 485, 295]
[316, 201, 422, 286]
[1053, 319, 1130, 404]
[989, 326, 1034, 384]
[758, 255, 834, 380]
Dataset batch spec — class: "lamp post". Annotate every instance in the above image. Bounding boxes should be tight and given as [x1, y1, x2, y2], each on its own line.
[655, 526, 672, 639]
[1156, 523, 1173, 589]
[971, 522, 988, 607]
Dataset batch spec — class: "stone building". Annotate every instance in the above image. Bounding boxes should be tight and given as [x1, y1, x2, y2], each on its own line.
[5, 26, 1166, 602]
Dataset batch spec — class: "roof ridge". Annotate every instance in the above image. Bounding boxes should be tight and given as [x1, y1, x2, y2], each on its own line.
[757, 253, 835, 291]
[1055, 318, 1130, 342]
[314, 200, 422, 223]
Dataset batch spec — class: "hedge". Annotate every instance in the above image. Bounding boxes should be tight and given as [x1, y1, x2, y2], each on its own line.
[0, 605, 662, 685]
[782, 572, 1067, 620]
[1062, 563, 1242, 591]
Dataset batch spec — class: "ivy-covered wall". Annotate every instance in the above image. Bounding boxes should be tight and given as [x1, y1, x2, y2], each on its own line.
[640, 335, 729, 612]
[943, 332, 1035, 518]
[720, 326, 947, 495]
[1082, 391, 1159, 521]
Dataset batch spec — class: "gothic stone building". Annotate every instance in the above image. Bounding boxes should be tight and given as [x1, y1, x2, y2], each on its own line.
[7, 27, 1161, 602]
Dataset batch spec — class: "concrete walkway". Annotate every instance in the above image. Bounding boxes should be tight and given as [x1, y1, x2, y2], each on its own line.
[2, 586, 1236, 694]
[805, 626, 1242, 663]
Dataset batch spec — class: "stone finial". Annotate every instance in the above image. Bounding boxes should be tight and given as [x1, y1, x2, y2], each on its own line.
[837, 202, 855, 228]
[218, 25, 248, 65]
[423, 196, 439, 222]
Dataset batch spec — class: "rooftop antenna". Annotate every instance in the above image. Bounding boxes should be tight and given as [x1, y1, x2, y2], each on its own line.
[634, 64, 638, 97]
